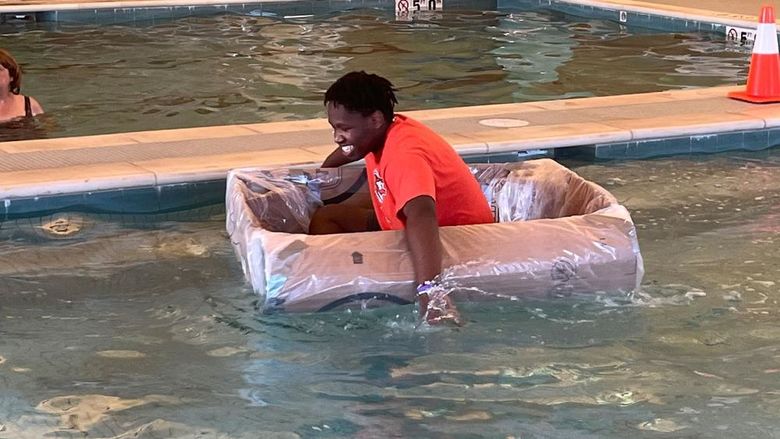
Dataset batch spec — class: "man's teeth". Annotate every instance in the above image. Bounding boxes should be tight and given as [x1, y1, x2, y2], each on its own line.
[341, 144, 355, 155]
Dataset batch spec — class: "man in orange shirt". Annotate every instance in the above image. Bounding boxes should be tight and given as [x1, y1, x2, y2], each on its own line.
[311, 71, 493, 324]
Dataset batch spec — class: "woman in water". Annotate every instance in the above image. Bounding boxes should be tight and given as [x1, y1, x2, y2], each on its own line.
[0, 48, 44, 122]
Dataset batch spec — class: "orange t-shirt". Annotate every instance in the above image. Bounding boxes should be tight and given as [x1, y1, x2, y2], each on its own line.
[365, 114, 494, 230]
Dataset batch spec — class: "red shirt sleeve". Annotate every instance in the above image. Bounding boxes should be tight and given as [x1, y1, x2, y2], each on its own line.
[383, 151, 436, 221]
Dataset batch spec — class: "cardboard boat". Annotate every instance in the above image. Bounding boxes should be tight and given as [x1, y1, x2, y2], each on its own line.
[226, 159, 644, 313]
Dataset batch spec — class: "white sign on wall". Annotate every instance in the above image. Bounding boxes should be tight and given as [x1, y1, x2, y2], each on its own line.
[726, 25, 756, 45]
[395, 0, 444, 20]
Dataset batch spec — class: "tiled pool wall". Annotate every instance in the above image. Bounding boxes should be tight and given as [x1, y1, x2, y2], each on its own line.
[1, 0, 778, 220]
[560, 127, 780, 160]
[507, 0, 736, 34]
[1, 179, 228, 222]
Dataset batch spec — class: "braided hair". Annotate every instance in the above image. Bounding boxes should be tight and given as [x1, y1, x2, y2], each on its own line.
[324, 71, 398, 122]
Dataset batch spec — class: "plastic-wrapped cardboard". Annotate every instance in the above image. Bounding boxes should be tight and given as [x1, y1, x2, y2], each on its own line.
[226, 159, 644, 312]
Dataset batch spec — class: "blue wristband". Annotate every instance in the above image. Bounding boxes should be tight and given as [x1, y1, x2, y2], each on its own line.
[416, 281, 437, 296]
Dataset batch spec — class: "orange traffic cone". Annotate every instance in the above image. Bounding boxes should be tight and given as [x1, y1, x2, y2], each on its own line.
[729, 5, 780, 103]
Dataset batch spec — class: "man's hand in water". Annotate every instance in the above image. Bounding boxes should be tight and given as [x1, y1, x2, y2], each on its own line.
[403, 197, 460, 325]
[417, 282, 462, 326]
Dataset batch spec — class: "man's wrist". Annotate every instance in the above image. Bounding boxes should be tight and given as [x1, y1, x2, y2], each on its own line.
[416, 279, 438, 296]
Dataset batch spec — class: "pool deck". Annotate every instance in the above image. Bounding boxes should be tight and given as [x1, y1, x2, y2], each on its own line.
[2, 0, 780, 203]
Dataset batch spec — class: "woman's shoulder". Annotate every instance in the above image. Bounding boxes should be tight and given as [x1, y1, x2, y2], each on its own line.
[27, 95, 44, 115]
[0, 94, 45, 122]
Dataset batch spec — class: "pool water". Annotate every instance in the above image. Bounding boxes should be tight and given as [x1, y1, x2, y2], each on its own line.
[2, 7, 749, 140]
[1, 149, 778, 437]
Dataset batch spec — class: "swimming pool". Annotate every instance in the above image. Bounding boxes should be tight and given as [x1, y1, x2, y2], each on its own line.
[2, 1, 777, 437]
[1, 149, 778, 437]
[2, 6, 749, 140]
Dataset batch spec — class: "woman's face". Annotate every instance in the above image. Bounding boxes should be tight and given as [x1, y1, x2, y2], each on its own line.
[0, 64, 13, 93]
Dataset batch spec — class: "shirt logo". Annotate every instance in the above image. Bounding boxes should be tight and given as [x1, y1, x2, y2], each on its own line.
[373, 169, 387, 204]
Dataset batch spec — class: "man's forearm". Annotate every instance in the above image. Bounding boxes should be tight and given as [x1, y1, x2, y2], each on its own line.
[402, 198, 442, 284]
[403, 196, 461, 324]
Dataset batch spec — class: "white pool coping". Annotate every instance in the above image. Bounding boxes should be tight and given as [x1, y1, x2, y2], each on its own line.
[3, 85, 780, 200]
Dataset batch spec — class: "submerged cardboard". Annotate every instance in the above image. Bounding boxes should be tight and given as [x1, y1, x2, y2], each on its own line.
[226, 159, 644, 312]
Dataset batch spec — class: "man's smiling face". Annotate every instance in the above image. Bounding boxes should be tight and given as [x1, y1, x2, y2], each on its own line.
[326, 101, 386, 161]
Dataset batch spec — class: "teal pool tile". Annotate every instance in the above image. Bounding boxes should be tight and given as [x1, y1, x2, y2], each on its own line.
[742, 129, 769, 151]
[369, 0, 396, 8]
[91, 190, 146, 214]
[464, 152, 516, 163]
[715, 131, 746, 152]
[707, 23, 728, 35]
[242, 6, 277, 18]
[463, 149, 551, 164]
[6, 183, 226, 220]
[327, 0, 367, 12]
[158, 181, 226, 213]
[554, 145, 596, 160]
[4, 192, 86, 220]
[52, 9, 100, 23]
[124, 6, 206, 23]
[224, 4, 253, 15]
[261, 1, 314, 17]
[107, 187, 161, 214]
[496, 0, 544, 11]
[310, 0, 334, 15]
[39, 10, 59, 22]
[463, 154, 490, 164]
[690, 134, 718, 154]
[93, 8, 132, 24]
[360, 0, 386, 9]
[35, 11, 55, 22]
[767, 128, 780, 149]
[32, 11, 56, 22]
[191, 6, 235, 18]
[54, 7, 176, 24]
[557, 4, 615, 22]
[118, 9, 146, 24]
[443, 0, 497, 9]
[634, 15, 703, 33]
[593, 143, 630, 160]
[634, 137, 691, 159]
[249, 7, 283, 18]
[516, 149, 552, 160]
[625, 13, 656, 30]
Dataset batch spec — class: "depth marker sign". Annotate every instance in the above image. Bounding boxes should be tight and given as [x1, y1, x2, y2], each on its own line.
[396, 0, 444, 20]
[726, 25, 756, 45]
